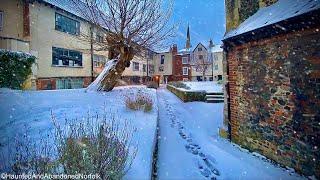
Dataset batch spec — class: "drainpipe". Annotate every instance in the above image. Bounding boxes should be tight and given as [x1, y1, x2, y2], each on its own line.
[90, 25, 94, 82]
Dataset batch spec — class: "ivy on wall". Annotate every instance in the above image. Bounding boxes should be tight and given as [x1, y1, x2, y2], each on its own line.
[239, 0, 259, 23]
[0, 49, 35, 89]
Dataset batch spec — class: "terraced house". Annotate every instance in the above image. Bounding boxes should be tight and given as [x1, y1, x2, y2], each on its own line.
[0, 0, 107, 89]
[0, 0, 157, 90]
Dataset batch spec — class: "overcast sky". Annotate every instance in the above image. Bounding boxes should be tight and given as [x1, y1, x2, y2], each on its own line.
[171, 0, 226, 49]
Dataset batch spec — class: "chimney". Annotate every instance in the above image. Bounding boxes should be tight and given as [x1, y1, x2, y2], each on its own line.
[171, 44, 178, 55]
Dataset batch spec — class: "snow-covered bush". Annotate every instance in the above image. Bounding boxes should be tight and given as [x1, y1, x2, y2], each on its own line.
[0, 49, 35, 89]
[0, 126, 56, 175]
[125, 92, 153, 112]
[52, 113, 136, 179]
[1, 113, 136, 179]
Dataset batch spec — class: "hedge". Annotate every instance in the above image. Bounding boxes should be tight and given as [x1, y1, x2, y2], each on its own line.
[0, 49, 35, 89]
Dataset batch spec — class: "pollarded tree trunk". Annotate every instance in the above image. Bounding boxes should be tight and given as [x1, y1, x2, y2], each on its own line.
[99, 46, 134, 91]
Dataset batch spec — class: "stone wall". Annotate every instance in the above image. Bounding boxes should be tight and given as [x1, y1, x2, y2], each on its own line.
[225, 28, 320, 177]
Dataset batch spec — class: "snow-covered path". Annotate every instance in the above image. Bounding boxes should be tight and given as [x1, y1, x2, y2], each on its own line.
[156, 87, 303, 180]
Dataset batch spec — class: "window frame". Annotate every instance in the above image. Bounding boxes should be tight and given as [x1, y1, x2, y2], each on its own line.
[182, 67, 189, 75]
[132, 62, 139, 71]
[55, 13, 80, 35]
[143, 64, 147, 72]
[52, 47, 83, 67]
[93, 54, 106, 67]
[215, 64, 219, 70]
[160, 55, 165, 64]
[149, 65, 154, 73]
[182, 57, 188, 64]
[96, 33, 104, 43]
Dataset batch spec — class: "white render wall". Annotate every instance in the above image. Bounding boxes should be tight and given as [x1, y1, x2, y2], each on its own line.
[29, 2, 92, 78]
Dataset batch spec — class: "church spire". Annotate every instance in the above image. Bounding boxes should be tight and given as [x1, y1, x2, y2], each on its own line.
[185, 24, 191, 49]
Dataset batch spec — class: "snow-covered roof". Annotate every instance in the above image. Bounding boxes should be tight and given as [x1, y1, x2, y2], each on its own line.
[42, 0, 85, 19]
[224, 0, 320, 39]
[178, 48, 192, 54]
[192, 43, 207, 52]
[210, 45, 223, 53]
[41, 0, 106, 28]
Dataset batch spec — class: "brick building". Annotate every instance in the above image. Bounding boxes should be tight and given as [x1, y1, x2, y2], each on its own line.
[223, 0, 320, 177]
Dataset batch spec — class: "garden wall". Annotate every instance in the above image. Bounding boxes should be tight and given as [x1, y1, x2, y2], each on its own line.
[167, 85, 206, 102]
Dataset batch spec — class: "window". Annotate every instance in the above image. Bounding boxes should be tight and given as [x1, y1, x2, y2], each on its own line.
[96, 33, 104, 43]
[52, 47, 82, 67]
[133, 62, 139, 71]
[55, 13, 80, 35]
[56, 78, 84, 89]
[198, 47, 202, 51]
[199, 55, 203, 60]
[215, 64, 219, 70]
[213, 54, 218, 61]
[93, 54, 106, 67]
[182, 57, 188, 64]
[149, 65, 154, 73]
[0, 11, 3, 31]
[160, 55, 165, 64]
[183, 67, 188, 75]
[143, 64, 147, 72]
[159, 66, 164, 72]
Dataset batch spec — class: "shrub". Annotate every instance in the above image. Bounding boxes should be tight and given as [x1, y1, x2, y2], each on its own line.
[0, 126, 56, 175]
[1, 113, 136, 179]
[168, 81, 190, 90]
[146, 81, 158, 89]
[0, 50, 36, 89]
[52, 113, 136, 179]
[125, 91, 153, 112]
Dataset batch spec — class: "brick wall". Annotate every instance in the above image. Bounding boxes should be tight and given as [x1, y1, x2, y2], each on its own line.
[37, 77, 92, 90]
[226, 28, 320, 177]
[172, 54, 192, 81]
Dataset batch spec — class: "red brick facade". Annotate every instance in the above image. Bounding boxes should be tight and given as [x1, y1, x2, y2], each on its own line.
[36, 77, 92, 90]
[171, 45, 192, 81]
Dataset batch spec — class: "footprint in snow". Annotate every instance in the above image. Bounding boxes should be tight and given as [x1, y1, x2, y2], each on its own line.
[185, 144, 200, 155]
[203, 157, 220, 176]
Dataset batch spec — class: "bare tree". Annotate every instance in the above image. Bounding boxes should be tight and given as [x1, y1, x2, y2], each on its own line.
[71, 0, 174, 91]
[191, 54, 212, 81]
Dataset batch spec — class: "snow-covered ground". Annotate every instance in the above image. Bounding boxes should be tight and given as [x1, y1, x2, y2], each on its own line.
[179, 81, 223, 93]
[157, 87, 303, 179]
[0, 86, 158, 179]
